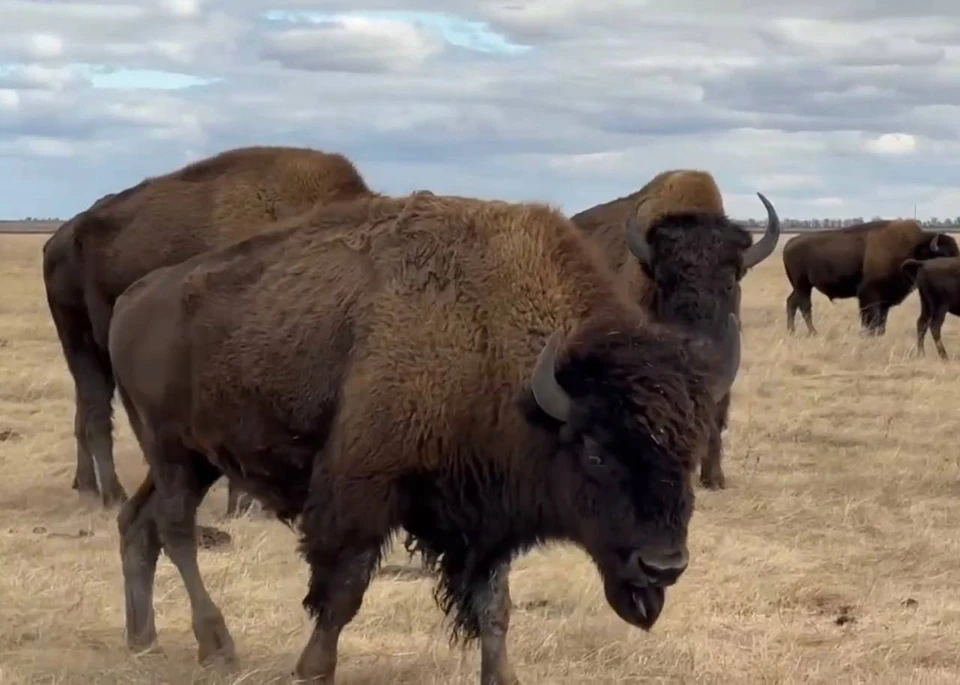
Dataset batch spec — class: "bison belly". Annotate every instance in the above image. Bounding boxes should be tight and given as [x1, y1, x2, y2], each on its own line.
[806, 259, 862, 300]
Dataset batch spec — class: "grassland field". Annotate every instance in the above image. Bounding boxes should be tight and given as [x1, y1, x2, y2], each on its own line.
[1, 231, 959, 684]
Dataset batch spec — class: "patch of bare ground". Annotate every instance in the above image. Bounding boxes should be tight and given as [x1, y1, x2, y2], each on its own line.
[1, 233, 958, 684]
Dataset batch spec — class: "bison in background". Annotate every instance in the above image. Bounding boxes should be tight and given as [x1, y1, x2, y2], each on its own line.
[569, 169, 780, 489]
[782, 219, 959, 336]
[108, 191, 739, 684]
[901, 256, 960, 358]
[42, 145, 376, 514]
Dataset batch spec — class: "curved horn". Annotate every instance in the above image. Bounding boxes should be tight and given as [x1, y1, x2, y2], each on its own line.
[530, 330, 573, 423]
[742, 192, 780, 270]
[624, 207, 653, 267]
[710, 313, 741, 403]
[931, 233, 941, 252]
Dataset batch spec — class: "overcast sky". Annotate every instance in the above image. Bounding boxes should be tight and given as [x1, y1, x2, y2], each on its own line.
[2, 1, 960, 220]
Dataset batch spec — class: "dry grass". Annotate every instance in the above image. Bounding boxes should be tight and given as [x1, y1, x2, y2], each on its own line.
[2, 232, 959, 685]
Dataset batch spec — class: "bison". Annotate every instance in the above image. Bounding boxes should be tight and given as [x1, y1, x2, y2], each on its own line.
[781, 219, 959, 336]
[901, 256, 960, 359]
[569, 169, 780, 489]
[41, 145, 375, 513]
[109, 191, 740, 683]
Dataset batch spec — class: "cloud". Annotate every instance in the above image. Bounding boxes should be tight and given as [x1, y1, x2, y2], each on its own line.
[260, 14, 448, 73]
[2, 0, 960, 221]
[865, 133, 918, 155]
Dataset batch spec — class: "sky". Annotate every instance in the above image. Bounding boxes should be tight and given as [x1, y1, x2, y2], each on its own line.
[3, 1, 960, 221]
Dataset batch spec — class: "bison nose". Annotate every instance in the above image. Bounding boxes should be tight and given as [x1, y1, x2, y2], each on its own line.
[628, 546, 689, 585]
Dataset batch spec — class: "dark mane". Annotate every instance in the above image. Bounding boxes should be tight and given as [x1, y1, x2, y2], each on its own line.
[644, 211, 751, 331]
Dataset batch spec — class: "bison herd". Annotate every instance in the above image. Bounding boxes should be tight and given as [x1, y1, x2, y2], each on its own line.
[34, 145, 955, 683]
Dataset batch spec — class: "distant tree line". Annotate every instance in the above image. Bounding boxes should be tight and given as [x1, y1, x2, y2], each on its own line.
[5, 215, 960, 230]
[739, 216, 960, 230]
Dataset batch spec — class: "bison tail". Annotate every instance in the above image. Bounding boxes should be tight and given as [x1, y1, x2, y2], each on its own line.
[901, 258, 925, 283]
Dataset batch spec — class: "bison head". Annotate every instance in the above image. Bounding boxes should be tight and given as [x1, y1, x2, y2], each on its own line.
[622, 193, 778, 349]
[916, 232, 960, 260]
[526, 314, 739, 630]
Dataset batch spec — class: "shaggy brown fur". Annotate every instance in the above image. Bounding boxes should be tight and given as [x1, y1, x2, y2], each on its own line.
[41, 145, 376, 514]
[901, 257, 960, 358]
[569, 169, 780, 490]
[782, 219, 959, 336]
[108, 192, 738, 684]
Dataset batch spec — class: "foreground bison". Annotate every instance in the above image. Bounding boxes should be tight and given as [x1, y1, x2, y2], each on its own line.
[109, 192, 739, 683]
[901, 256, 960, 358]
[782, 219, 958, 335]
[569, 169, 780, 489]
[42, 145, 374, 512]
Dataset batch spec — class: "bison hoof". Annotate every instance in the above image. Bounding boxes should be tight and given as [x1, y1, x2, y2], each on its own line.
[194, 612, 237, 668]
[101, 484, 129, 509]
[126, 629, 160, 655]
[700, 475, 726, 490]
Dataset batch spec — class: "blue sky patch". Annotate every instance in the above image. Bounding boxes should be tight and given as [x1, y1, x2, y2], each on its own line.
[262, 9, 531, 55]
[71, 63, 219, 90]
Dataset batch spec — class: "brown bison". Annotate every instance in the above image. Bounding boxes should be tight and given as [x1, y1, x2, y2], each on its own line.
[782, 219, 959, 335]
[901, 256, 960, 358]
[569, 169, 780, 489]
[109, 191, 740, 683]
[41, 145, 375, 513]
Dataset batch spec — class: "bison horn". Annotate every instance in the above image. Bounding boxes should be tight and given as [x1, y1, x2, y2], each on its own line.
[625, 208, 653, 267]
[742, 192, 780, 270]
[530, 330, 573, 423]
[710, 313, 741, 403]
[932, 233, 941, 252]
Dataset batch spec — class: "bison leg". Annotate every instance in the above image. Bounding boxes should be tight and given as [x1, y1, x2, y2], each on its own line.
[118, 474, 162, 652]
[786, 289, 817, 335]
[430, 548, 521, 685]
[296, 450, 399, 681]
[699, 393, 729, 490]
[930, 306, 950, 359]
[916, 299, 931, 356]
[47, 300, 127, 507]
[797, 293, 816, 335]
[475, 561, 520, 685]
[151, 440, 236, 667]
[295, 546, 380, 682]
[857, 289, 889, 336]
[874, 305, 890, 335]
[785, 291, 799, 335]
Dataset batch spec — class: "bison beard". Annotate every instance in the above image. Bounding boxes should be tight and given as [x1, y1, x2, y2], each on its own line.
[109, 193, 737, 684]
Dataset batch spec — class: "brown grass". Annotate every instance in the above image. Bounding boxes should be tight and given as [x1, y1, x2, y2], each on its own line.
[2, 232, 959, 685]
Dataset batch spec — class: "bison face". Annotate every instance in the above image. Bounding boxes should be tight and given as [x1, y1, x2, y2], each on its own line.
[566, 426, 696, 631]
[917, 232, 960, 260]
[624, 193, 778, 347]
[624, 214, 750, 344]
[526, 324, 733, 630]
